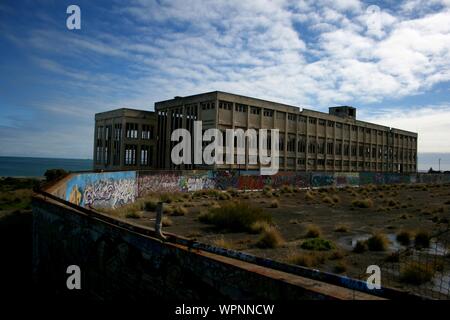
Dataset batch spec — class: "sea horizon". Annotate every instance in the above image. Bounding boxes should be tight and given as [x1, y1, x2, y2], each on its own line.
[1, 153, 449, 178]
[0, 156, 93, 178]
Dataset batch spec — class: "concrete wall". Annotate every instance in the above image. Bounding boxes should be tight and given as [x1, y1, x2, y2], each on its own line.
[32, 195, 380, 300]
[49, 170, 450, 209]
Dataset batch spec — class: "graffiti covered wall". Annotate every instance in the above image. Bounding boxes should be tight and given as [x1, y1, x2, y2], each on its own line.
[63, 171, 137, 209]
[48, 170, 450, 210]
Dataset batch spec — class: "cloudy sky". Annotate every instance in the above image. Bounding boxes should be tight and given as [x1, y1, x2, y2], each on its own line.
[0, 0, 449, 169]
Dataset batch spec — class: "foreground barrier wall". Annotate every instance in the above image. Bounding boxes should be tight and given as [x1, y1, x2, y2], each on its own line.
[33, 196, 379, 300]
[54, 170, 450, 209]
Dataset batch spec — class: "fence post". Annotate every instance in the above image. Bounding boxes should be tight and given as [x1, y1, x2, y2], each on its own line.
[155, 202, 166, 240]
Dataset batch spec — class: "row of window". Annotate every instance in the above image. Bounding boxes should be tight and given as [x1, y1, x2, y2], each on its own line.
[96, 123, 155, 141]
[291, 159, 415, 171]
[96, 145, 153, 166]
[124, 145, 153, 166]
[216, 100, 417, 143]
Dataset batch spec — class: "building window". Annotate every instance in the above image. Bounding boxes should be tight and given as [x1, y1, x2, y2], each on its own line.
[308, 141, 316, 154]
[250, 107, 260, 115]
[299, 116, 307, 123]
[327, 121, 334, 128]
[336, 123, 342, 129]
[327, 142, 334, 155]
[298, 136, 306, 153]
[263, 109, 273, 117]
[326, 159, 333, 166]
[126, 123, 138, 139]
[318, 159, 325, 166]
[201, 101, 215, 110]
[297, 158, 305, 165]
[344, 143, 349, 156]
[318, 140, 325, 154]
[351, 125, 357, 132]
[96, 146, 102, 164]
[288, 114, 296, 121]
[140, 146, 150, 166]
[235, 104, 247, 112]
[142, 125, 154, 140]
[318, 119, 326, 126]
[114, 124, 122, 141]
[336, 141, 342, 154]
[309, 118, 316, 124]
[287, 136, 295, 152]
[278, 136, 284, 151]
[308, 158, 316, 166]
[125, 144, 137, 165]
[219, 101, 232, 110]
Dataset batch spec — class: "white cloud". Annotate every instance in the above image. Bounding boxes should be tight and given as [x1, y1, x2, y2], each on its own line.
[365, 105, 450, 153]
[3, 0, 450, 157]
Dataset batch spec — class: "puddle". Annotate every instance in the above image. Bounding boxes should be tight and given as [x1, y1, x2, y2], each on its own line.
[338, 233, 448, 255]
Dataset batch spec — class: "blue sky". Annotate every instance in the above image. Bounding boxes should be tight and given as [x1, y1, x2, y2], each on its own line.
[0, 0, 449, 170]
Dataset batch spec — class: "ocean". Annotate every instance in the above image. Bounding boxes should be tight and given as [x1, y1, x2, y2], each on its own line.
[0, 156, 93, 178]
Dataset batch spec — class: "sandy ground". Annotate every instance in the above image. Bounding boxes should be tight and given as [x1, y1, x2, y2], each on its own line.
[122, 183, 450, 295]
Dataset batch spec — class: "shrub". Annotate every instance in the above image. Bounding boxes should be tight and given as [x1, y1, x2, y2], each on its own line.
[281, 185, 294, 194]
[249, 221, 271, 234]
[386, 198, 398, 207]
[334, 261, 347, 274]
[198, 202, 272, 232]
[172, 205, 188, 216]
[44, 169, 68, 182]
[160, 193, 175, 204]
[352, 198, 374, 208]
[353, 240, 367, 253]
[305, 190, 315, 201]
[400, 262, 434, 285]
[334, 224, 349, 233]
[286, 252, 326, 267]
[332, 195, 340, 204]
[125, 211, 142, 219]
[162, 216, 173, 227]
[329, 250, 344, 260]
[217, 192, 232, 200]
[270, 199, 279, 208]
[396, 230, 412, 246]
[255, 226, 284, 248]
[367, 233, 389, 251]
[226, 188, 239, 197]
[301, 238, 334, 251]
[322, 196, 334, 205]
[305, 224, 321, 238]
[212, 236, 233, 249]
[414, 231, 431, 248]
[385, 252, 400, 263]
[144, 200, 158, 211]
[163, 205, 173, 215]
[262, 186, 273, 197]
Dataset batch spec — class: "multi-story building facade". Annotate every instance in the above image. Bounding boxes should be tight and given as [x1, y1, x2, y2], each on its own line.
[155, 91, 418, 173]
[93, 108, 157, 170]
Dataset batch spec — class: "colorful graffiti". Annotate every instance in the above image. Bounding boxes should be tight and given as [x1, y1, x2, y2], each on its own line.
[51, 169, 450, 210]
[64, 171, 137, 209]
[213, 171, 239, 190]
[335, 173, 359, 187]
[179, 172, 215, 192]
[311, 173, 335, 187]
[138, 171, 181, 196]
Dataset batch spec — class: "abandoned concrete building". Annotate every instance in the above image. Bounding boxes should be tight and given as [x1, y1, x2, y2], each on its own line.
[94, 91, 418, 173]
[94, 108, 157, 170]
